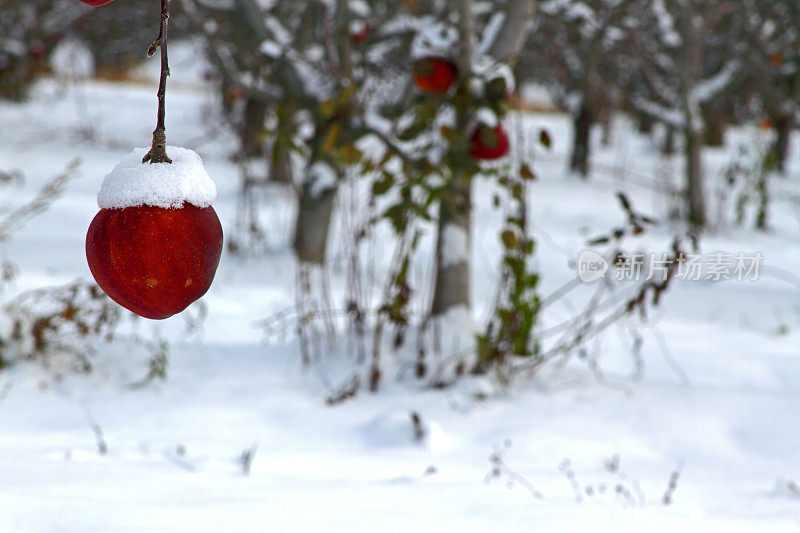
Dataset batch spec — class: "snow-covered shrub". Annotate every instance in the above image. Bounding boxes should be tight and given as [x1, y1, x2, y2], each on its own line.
[0, 162, 168, 383]
[2, 281, 162, 377]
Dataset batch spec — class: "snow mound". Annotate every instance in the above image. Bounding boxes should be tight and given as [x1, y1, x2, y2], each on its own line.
[362, 409, 457, 452]
[97, 147, 217, 209]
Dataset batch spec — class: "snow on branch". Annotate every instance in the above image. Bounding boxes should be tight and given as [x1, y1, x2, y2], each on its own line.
[692, 60, 740, 104]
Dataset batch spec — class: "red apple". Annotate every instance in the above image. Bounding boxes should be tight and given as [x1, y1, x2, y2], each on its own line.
[469, 124, 510, 160]
[79, 0, 115, 5]
[351, 23, 370, 44]
[86, 204, 223, 320]
[413, 57, 458, 94]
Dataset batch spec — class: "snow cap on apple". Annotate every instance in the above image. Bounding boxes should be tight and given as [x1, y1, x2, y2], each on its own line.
[97, 146, 217, 209]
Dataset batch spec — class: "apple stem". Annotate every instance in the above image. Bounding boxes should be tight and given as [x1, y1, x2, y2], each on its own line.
[143, 0, 172, 164]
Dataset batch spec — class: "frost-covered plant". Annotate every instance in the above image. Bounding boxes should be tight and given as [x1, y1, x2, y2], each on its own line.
[715, 134, 775, 231]
[0, 162, 170, 382]
[476, 126, 546, 376]
[359, 0, 536, 387]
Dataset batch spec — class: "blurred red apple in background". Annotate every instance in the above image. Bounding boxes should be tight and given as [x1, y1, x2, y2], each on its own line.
[79, 0, 116, 6]
[351, 23, 370, 44]
[413, 56, 458, 94]
[469, 124, 510, 160]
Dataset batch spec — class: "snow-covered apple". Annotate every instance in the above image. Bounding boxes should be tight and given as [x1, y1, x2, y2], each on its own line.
[469, 124, 510, 160]
[413, 56, 458, 94]
[86, 147, 223, 320]
[351, 22, 370, 44]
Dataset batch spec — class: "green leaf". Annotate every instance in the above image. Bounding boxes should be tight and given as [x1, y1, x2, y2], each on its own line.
[372, 172, 394, 196]
[500, 229, 518, 249]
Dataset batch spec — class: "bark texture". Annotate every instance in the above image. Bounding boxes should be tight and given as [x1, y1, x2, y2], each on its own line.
[293, 175, 338, 264]
[569, 102, 593, 177]
[771, 114, 793, 174]
[681, 10, 706, 228]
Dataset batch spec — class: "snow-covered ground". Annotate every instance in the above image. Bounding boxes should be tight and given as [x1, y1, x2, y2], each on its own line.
[0, 77, 799, 531]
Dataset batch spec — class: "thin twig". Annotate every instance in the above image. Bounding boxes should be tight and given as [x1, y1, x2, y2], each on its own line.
[80, 401, 107, 456]
[143, 0, 172, 164]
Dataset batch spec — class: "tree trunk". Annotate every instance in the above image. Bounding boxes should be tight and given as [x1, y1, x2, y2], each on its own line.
[702, 104, 725, 147]
[271, 108, 294, 185]
[682, 9, 706, 229]
[772, 114, 792, 175]
[756, 168, 769, 231]
[637, 113, 654, 134]
[430, 0, 475, 325]
[488, 0, 536, 65]
[241, 97, 268, 158]
[570, 103, 593, 177]
[685, 126, 706, 227]
[662, 125, 675, 155]
[431, 177, 471, 316]
[293, 0, 351, 265]
[293, 170, 337, 264]
[599, 107, 612, 147]
[271, 140, 293, 185]
[0, 56, 33, 101]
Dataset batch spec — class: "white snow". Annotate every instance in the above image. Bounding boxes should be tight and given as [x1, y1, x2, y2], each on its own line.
[692, 60, 741, 104]
[521, 83, 557, 110]
[474, 107, 499, 128]
[473, 56, 516, 92]
[97, 146, 217, 209]
[362, 409, 457, 452]
[410, 18, 459, 59]
[259, 39, 282, 58]
[49, 38, 95, 80]
[437, 304, 478, 336]
[440, 223, 469, 268]
[307, 160, 338, 198]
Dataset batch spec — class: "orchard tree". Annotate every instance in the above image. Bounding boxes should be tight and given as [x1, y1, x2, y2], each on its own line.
[521, 0, 634, 177]
[183, 0, 417, 257]
[628, 0, 744, 228]
[740, 0, 800, 174]
[361, 0, 536, 385]
[0, 0, 87, 100]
